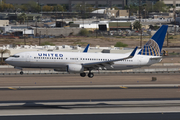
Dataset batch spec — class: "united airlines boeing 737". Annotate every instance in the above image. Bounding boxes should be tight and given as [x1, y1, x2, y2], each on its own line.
[5, 25, 168, 78]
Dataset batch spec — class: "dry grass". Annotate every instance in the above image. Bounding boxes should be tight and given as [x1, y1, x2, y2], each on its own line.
[0, 35, 180, 48]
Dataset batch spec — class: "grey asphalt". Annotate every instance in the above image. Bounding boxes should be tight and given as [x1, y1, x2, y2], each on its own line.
[1, 100, 180, 120]
[1, 113, 180, 120]
[1, 84, 180, 90]
[0, 74, 180, 120]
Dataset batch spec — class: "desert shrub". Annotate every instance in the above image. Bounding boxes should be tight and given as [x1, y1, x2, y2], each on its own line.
[114, 42, 128, 47]
[168, 36, 173, 39]
[41, 41, 55, 46]
[79, 29, 89, 36]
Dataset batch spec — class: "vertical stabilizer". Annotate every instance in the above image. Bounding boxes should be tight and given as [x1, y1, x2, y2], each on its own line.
[138, 25, 168, 56]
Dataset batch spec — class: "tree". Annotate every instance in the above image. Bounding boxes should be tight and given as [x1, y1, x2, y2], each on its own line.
[28, 1, 40, 12]
[133, 20, 141, 31]
[0, 1, 14, 12]
[20, 4, 28, 12]
[74, 3, 86, 13]
[153, 1, 167, 12]
[17, 13, 27, 24]
[42, 5, 54, 12]
[124, 5, 138, 15]
[0, 49, 10, 65]
[54, 4, 64, 12]
[86, 6, 94, 12]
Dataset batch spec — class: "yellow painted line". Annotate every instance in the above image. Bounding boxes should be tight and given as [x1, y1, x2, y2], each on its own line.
[120, 86, 128, 89]
[8, 87, 17, 90]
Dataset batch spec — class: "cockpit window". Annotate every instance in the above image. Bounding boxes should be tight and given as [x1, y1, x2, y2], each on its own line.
[12, 55, 20, 58]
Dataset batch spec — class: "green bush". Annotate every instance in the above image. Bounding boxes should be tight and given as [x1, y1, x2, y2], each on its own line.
[41, 41, 55, 46]
[114, 42, 128, 47]
[79, 29, 89, 36]
[168, 36, 173, 39]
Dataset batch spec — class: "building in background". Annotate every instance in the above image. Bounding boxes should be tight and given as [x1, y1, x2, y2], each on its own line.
[162, 0, 180, 10]
[126, 0, 159, 6]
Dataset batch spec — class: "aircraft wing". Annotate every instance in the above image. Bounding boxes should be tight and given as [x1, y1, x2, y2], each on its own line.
[82, 47, 138, 68]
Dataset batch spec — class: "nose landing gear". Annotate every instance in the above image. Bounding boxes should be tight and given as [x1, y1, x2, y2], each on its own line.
[20, 70, 23, 75]
[20, 71, 23, 75]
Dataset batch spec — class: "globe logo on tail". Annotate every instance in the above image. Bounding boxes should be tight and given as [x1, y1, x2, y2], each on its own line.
[138, 39, 160, 56]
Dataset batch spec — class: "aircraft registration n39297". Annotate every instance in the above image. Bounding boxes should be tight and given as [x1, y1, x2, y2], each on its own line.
[5, 25, 168, 78]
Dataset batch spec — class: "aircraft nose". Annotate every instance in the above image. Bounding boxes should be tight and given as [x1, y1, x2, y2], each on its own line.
[5, 58, 11, 64]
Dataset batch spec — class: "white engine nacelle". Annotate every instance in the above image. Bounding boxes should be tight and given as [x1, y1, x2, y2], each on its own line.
[67, 64, 84, 73]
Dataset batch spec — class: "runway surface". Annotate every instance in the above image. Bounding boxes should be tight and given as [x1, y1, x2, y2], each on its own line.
[0, 74, 180, 119]
[1, 113, 180, 120]
[1, 74, 180, 86]
[1, 100, 180, 120]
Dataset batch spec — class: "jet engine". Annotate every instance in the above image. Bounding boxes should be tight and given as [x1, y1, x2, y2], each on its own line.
[67, 64, 84, 73]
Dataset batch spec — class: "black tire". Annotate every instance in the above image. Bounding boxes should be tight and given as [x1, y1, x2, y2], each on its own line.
[20, 71, 23, 75]
[88, 73, 94, 78]
[80, 73, 86, 77]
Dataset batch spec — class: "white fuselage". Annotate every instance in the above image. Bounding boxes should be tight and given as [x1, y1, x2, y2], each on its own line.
[5, 51, 162, 71]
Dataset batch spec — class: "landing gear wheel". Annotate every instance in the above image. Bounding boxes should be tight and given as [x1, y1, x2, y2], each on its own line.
[80, 73, 86, 77]
[20, 71, 23, 75]
[88, 73, 94, 78]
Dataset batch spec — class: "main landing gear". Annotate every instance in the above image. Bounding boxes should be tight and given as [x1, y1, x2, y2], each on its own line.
[80, 72, 86, 77]
[80, 71, 94, 78]
[88, 72, 94, 78]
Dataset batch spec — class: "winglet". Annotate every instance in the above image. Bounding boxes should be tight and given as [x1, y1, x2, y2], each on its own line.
[83, 44, 90, 53]
[129, 46, 138, 58]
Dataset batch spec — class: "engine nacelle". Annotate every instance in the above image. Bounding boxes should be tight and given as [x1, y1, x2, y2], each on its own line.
[67, 64, 84, 73]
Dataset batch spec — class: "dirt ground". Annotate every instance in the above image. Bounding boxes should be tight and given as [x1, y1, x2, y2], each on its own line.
[1, 35, 180, 48]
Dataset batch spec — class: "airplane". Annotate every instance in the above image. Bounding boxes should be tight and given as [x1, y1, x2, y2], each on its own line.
[5, 25, 168, 78]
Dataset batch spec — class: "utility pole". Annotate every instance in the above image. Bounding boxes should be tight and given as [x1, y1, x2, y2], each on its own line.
[39, 31, 41, 46]
[139, 0, 142, 48]
[129, 6, 130, 21]
[96, 8, 98, 38]
[173, 7, 176, 35]
[167, 31, 169, 47]
[24, 29, 26, 45]
[36, 16, 37, 37]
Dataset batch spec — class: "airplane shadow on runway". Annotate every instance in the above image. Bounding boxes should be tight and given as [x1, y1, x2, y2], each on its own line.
[0, 102, 122, 110]
[1, 102, 180, 110]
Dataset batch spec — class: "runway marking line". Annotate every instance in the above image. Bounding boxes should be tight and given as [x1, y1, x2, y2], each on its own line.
[8, 87, 17, 90]
[120, 86, 128, 89]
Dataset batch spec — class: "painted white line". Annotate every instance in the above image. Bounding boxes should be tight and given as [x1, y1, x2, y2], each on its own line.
[0, 84, 180, 89]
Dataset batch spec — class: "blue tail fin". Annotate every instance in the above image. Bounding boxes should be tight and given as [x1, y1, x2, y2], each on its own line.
[83, 44, 90, 53]
[138, 25, 168, 56]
